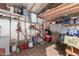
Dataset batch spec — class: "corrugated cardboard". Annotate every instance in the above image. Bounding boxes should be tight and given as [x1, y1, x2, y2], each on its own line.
[46, 45, 60, 56]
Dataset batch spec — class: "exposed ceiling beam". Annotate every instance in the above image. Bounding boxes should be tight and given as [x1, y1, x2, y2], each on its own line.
[38, 3, 62, 15]
[43, 4, 78, 18]
[31, 3, 44, 13]
[38, 3, 69, 17]
[43, 4, 79, 21]
[29, 3, 36, 12]
[36, 3, 48, 14]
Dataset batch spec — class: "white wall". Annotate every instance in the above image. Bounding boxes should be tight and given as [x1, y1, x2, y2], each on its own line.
[50, 23, 64, 33]
[0, 19, 10, 55]
[0, 18, 31, 55]
[0, 37, 10, 55]
[0, 19, 26, 40]
[0, 19, 9, 37]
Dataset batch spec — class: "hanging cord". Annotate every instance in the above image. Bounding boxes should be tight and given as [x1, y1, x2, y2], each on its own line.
[16, 18, 28, 43]
[16, 17, 20, 47]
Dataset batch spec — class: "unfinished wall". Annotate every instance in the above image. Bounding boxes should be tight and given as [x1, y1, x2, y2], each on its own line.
[0, 18, 28, 42]
[50, 23, 64, 34]
[0, 19, 10, 55]
[0, 19, 9, 37]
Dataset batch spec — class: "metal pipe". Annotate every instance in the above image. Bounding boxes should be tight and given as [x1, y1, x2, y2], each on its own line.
[9, 15, 11, 52]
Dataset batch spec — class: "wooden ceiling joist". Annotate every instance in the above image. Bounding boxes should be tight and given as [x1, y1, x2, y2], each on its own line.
[39, 4, 79, 21]
[40, 4, 78, 17]
[29, 3, 36, 12]
[46, 4, 78, 17]
[44, 4, 79, 21]
[38, 3, 61, 14]
[38, 3, 70, 17]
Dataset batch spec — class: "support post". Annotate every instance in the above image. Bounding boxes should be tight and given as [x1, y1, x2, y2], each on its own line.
[17, 17, 20, 46]
[9, 15, 11, 52]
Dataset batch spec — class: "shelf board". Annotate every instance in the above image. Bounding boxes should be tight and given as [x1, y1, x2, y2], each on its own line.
[0, 9, 26, 18]
[64, 24, 79, 27]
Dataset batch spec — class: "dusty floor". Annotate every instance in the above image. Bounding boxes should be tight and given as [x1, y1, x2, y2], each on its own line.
[9, 42, 66, 56]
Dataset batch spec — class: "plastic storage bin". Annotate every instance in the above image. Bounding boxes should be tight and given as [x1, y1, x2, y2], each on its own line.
[70, 20, 75, 24]
[75, 19, 79, 24]
[28, 42, 33, 48]
[63, 16, 70, 24]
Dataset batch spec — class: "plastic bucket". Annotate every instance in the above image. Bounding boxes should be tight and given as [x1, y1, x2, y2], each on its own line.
[28, 42, 33, 48]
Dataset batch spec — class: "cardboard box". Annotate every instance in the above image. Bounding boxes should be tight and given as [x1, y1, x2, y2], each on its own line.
[64, 35, 79, 49]
[0, 48, 5, 56]
[51, 32, 60, 43]
[46, 45, 60, 56]
[0, 3, 10, 11]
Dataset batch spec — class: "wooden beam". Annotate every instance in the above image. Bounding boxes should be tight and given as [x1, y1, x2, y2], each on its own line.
[40, 4, 78, 18]
[38, 3, 69, 17]
[38, 3, 61, 14]
[46, 4, 79, 21]
[41, 4, 79, 21]
[29, 3, 36, 11]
